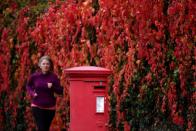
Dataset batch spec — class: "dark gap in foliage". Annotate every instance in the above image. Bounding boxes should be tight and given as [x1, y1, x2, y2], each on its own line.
[75, 29, 82, 44]
[15, 89, 27, 130]
[163, 0, 170, 16]
[92, 0, 100, 16]
[147, 42, 153, 49]
[10, 38, 19, 91]
[29, 42, 38, 73]
[109, 92, 117, 129]
[108, 76, 114, 94]
[151, 23, 158, 31]
[108, 76, 117, 129]
[123, 40, 129, 53]
[90, 58, 96, 66]
[118, 119, 124, 131]
[118, 73, 125, 96]
[86, 24, 97, 44]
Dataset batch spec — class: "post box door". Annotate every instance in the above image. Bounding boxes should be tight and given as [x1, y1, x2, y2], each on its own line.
[92, 81, 108, 130]
[70, 80, 108, 131]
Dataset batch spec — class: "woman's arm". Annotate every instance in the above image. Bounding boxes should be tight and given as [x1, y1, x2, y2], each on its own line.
[53, 75, 63, 95]
[26, 75, 37, 97]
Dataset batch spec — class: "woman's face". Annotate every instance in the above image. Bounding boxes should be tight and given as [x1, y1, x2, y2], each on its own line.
[40, 59, 50, 73]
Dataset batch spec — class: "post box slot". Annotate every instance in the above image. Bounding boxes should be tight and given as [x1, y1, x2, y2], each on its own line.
[94, 86, 105, 89]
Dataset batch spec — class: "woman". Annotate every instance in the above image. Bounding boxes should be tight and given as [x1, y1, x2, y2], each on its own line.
[26, 55, 63, 131]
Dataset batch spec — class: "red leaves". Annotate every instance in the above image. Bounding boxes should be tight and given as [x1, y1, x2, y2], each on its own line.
[168, 2, 184, 16]
[17, 7, 30, 42]
[1, 28, 9, 40]
[167, 82, 177, 109]
[0, 0, 195, 130]
[0, 28, 11, 92]
[172, 113, 184, 126]
[10, 2, 18, 11]
[161, 96, 166, 113]
[145, 72, 152, 82]
[168, 7, 176, 16]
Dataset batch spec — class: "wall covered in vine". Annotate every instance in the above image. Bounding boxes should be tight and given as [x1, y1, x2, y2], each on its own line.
[0, 0, 195, 130]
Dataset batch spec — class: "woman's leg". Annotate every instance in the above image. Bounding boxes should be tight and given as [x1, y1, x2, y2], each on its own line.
[32, 107, 55, 131]
[44, 109, 55, 131]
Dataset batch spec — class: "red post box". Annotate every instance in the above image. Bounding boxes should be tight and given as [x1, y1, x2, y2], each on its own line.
[65, 66, 111, 131]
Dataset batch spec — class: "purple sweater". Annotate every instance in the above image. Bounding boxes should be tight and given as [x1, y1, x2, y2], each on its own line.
[26, 72, 63, 108]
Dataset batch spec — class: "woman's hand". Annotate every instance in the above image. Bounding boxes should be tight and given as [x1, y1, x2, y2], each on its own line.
[47, 82, 53, 88]
[33, 92, 38, 98]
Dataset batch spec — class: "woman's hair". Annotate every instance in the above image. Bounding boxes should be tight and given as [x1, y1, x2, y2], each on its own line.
[38, 55, 54, 71]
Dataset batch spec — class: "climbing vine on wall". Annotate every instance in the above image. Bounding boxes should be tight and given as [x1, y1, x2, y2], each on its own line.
[0, 0, 195, 130]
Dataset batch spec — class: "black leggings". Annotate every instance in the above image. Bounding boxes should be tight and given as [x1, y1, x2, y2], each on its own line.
[32, 107, 55, 131]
